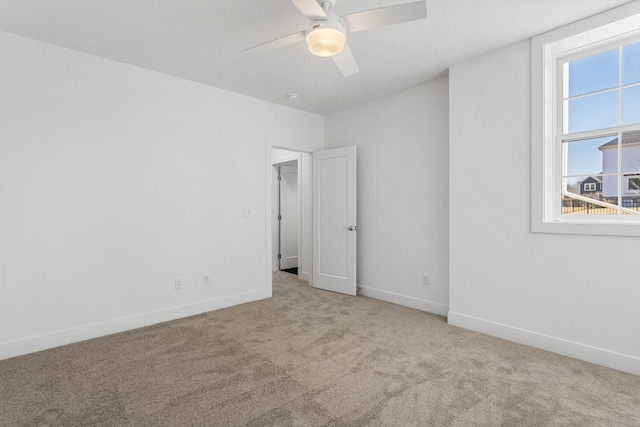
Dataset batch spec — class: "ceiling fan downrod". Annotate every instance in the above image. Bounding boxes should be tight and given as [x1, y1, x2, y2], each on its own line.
[319, 0, 336, 11]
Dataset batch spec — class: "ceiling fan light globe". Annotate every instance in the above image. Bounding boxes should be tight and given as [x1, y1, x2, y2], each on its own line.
[306, 27, 346, 57]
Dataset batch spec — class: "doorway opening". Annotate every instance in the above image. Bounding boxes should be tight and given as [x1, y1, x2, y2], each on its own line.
[276, 160, 298, 275]
[270, 148, 312, 284]
[265, 145, 357, 297]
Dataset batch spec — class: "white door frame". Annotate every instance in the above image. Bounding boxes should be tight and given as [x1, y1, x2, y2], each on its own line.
[265, 143, 313, 297]
[274, 162, 299, 271]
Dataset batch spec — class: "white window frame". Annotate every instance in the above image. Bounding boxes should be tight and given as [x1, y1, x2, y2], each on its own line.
[531, 2, 640, 237]
[584, 182, 597, 192]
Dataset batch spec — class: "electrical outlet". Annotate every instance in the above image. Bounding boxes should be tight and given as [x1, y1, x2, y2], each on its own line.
[175, 278, 183, 290]
[242, 208, 253, 218]
[422, 274, 430, 286]
[203, 274, 211, 286]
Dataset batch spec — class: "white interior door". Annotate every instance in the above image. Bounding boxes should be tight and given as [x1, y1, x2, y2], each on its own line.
[279, 164, 299, 270]
[313, 146, 357, 296]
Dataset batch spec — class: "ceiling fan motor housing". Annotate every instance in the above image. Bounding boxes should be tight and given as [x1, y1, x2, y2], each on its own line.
[305, 11, 346, 57]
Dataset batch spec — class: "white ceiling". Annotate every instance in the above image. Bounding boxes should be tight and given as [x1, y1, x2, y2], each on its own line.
[0, 0, 635, 115]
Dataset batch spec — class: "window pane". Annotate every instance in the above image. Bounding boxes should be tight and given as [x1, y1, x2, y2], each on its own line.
[564, 137, 610, 176]
[623, 85, 640, 125]
[562, 177, 617, 215]
[623, 42, 640, 85]
[621, 131, 640, 173]
[568, 48, 619, 97]
[567, 90, 619, 133]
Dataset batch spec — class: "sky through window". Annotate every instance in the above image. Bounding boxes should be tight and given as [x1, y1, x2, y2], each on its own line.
[565, 41, 640, 180]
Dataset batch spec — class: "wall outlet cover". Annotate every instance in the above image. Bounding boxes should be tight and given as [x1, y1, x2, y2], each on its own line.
[422, 274, 430, 286]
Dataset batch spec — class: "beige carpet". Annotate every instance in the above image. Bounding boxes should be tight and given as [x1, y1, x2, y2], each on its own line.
[1, 271, 639, 426]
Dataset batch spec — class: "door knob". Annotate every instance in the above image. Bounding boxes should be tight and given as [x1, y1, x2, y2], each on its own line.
[345, 226, 357, 231]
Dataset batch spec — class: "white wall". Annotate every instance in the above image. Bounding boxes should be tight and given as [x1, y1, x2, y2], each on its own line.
[271, 149, 301, 165]
[449, 40, 640, 375]
[325, 79, 450, 315]
[0, 31, 323, 359]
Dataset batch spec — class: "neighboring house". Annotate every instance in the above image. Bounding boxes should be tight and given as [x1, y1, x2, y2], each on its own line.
[599, 132, 640, 198]
[579, 176, 602, 195]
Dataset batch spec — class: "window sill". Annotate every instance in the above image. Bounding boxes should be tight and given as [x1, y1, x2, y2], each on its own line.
[532, 219, 640, 237]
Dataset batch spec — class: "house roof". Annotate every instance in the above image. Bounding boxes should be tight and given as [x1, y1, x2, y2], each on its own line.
[599, 131, 640, 149]
[580, 176, 602, 183]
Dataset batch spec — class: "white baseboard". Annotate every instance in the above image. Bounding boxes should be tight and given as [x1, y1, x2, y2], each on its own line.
[358, 285, 449, 317]
[448, 311, 640, 377]
[0, 289, 268, 361]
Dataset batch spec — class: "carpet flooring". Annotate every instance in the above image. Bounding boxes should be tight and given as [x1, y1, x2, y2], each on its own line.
[1, 271, 639, 426]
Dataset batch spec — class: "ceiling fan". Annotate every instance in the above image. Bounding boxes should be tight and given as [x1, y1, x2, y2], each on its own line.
[244, 0, 428, 77]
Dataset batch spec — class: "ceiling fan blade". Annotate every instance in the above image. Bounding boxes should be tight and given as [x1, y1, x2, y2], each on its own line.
[342, 1, 427, 33]
[243, 31, 306, 54]
[332, 43, 359, 77]
[291, 0, 327, 18]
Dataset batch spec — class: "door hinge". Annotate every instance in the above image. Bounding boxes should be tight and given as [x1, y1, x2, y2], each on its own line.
[278, 214, 282, 220]
[278, 254, 282, 259]
[277, 175, 282, 181]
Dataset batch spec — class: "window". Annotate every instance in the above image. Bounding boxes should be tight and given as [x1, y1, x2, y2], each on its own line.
[532, 3, 640, 236]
